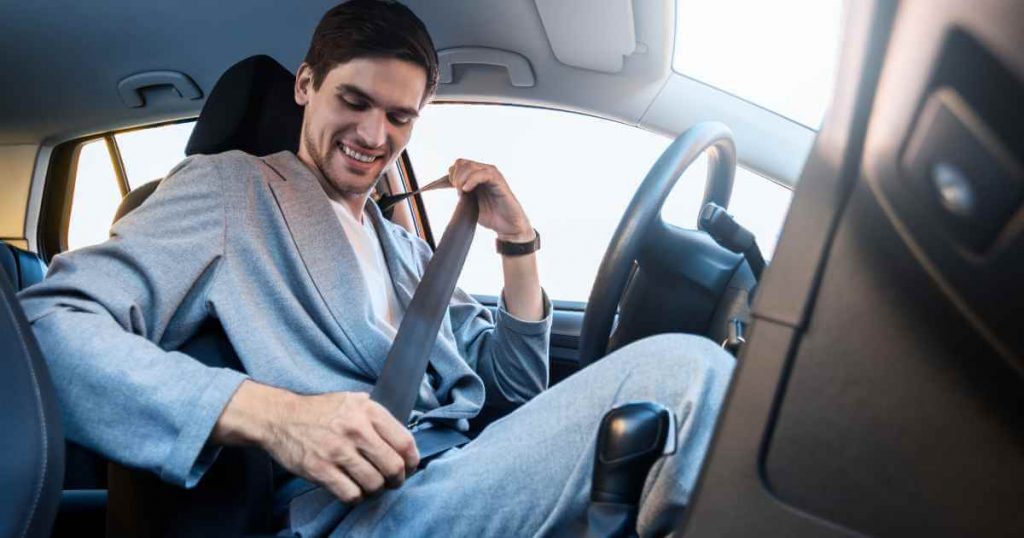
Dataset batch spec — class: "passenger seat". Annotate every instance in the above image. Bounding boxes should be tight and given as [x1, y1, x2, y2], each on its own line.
[2, 241, 108, 536]
[0, 242, 45, 291]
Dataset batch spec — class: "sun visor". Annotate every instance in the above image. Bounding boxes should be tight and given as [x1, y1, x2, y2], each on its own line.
[535, 0, 637, 73]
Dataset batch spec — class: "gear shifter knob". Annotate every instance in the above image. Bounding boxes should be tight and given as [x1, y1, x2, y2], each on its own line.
[591, 401, 675, 504]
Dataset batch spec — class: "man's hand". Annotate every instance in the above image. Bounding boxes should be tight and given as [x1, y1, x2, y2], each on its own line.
[212, 381, 419, 504]
[447, 158, 544, 320]
[448, 159, 534, 242]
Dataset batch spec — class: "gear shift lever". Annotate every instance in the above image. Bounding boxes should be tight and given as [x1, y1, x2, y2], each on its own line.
[586, 402, 676, 538]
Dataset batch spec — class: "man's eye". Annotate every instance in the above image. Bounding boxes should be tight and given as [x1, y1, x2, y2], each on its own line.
[343, 99, 369, 111]
[388, 114, 412, 126]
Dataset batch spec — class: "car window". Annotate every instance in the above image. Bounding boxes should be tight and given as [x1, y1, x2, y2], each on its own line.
[405, 104, 792, 303]
[115, 121, 196, 189]
[66, 121, 196, 251]
[67, 140, 123, 251]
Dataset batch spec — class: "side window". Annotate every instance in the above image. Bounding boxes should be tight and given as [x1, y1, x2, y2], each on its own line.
[67, 140, 123, 251]
[115, 121, 196, 190]
[65, 121, 196, 251]
[405, 104, 792, 303]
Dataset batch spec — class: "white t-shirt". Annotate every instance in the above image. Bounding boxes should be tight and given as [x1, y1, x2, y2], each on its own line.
[329, 199, 405, 338]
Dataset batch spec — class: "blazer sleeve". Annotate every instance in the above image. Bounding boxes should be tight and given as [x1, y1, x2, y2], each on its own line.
[18, 154, 248, 488]
[408, 236, 553, 407]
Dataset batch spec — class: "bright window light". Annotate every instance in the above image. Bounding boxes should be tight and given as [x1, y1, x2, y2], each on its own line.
[673, 0, 844, 128]
[115, 121, 195, 189]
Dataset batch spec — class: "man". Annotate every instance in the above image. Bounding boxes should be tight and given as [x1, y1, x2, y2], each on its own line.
[20, 1, 734, 536]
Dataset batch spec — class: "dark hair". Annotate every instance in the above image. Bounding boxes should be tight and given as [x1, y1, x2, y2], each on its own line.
[304, 0, 439, 99]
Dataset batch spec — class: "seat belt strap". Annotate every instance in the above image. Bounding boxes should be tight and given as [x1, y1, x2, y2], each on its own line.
[377, 174, 451, 212]
[370, 191, 479, 423]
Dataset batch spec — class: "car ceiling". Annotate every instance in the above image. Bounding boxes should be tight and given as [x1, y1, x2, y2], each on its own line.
[0, 0, 817, 184]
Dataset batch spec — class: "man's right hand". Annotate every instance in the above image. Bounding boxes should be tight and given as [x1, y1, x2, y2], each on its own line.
[212, 380, 420, 504]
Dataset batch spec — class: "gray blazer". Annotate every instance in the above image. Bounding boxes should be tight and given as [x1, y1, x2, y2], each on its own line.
[19, 150, 551, 488]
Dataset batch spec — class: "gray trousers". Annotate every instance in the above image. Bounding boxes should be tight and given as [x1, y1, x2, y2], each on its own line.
[290, 334, 735, 537]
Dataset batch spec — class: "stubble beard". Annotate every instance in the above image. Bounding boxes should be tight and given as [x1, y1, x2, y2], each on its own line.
[304, 130, 382, 199]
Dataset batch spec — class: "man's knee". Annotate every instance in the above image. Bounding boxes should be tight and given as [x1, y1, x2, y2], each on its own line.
[608, 333, 735, 386]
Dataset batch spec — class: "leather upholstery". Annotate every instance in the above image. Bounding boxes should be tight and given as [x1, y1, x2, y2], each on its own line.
[1, 243, 110, 493]
[0, 243, 16, 289]
[0, 242, 46, 290]
[0, 255, 65, 538]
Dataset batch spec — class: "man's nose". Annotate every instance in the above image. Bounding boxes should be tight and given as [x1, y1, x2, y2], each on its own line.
[356, 110, 388, 148]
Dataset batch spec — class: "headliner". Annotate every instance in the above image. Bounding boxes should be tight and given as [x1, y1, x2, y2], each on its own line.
[0, 0, 818, 184]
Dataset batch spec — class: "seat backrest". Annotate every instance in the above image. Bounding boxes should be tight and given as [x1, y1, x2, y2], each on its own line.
[105, 54, 300, 537]
[2, 243, 110, 494]
[112, 179, 161, 223]
[1, 242, 47, 290]
[0, 260, 64, 538]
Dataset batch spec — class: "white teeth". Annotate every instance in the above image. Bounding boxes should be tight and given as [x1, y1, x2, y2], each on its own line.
[340, 144, 377, 163]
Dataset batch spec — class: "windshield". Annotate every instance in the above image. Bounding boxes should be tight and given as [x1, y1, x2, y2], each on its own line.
[673, 0, 844, 129]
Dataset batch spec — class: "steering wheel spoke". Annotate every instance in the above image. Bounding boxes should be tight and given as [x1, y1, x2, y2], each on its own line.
[577, 122, 738, 367]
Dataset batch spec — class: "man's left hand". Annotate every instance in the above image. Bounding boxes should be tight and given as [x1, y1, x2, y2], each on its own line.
[448, 159, 534, 242]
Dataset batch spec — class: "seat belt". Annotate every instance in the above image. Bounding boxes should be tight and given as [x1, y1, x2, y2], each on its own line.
[377, 175, 451, 212]
[288, 220, 483, 535]
[370, 188, 478, 432]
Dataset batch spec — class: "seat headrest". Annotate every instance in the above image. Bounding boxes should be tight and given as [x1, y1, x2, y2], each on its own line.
[185, 55, 303, 157]
[113, 180, 161, 224]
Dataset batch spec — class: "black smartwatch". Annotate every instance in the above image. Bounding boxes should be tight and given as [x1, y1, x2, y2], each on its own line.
[496, 229, 541, 257]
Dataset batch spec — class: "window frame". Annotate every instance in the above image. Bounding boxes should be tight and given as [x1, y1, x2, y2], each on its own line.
[37, 118, 197, 261]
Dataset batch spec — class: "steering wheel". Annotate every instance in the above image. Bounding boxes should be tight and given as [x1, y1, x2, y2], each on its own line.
[577, 122, 737, 368]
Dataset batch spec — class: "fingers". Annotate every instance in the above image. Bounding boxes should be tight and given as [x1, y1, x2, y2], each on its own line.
[269, 392, 422, 505]
[317, 463, 364, 504]
[370, 403, 421, 472]
[448, 158, 506, 194]
[319, 422, 406, 499]
[335, 444, 388, 495]
[461, 168, 502, 195]
[356, 421, 411, 488]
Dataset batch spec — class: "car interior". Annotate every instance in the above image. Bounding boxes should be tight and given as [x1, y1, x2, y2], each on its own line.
[1, 0, 1021, 537]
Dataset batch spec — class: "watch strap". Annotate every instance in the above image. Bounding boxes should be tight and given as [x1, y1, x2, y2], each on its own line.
[496, 229, 540, 256]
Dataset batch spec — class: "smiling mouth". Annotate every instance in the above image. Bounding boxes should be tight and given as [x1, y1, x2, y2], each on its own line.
[338, 142, 380, 164]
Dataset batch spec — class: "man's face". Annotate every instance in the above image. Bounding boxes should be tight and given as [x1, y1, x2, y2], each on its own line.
[295, 57, 426, 198]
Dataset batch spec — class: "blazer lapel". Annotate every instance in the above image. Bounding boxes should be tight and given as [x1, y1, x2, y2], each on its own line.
[259, 151, 382, 377]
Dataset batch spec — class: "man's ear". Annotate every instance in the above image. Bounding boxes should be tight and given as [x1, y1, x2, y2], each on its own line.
[295, 63, 313, 106]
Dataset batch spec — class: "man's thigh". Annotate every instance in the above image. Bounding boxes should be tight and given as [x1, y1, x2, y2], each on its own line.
[331, 333, 734, 538]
